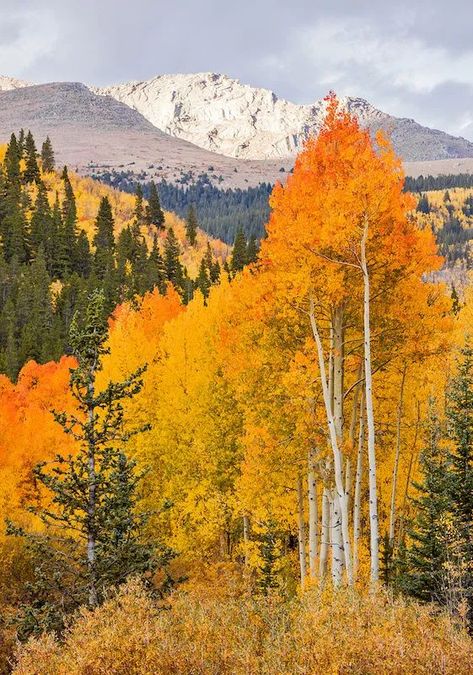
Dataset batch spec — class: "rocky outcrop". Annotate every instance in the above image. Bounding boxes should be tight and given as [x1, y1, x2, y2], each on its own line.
[94, 72, 473, 162]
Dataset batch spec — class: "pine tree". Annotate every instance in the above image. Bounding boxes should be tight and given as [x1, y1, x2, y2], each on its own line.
[446, 342, 473, 625]
[397, 407, 451, 604]
[61, 167, 78, 273]
[23, 131, 40, 184]
[246, 234, 259, 264]
[196, 257, 211, 301]
[134, 183, 144, 225]
[30, 181, 53, 268]
[416, 194, 431, 214]
[146, 234, 166, 294]
[8, 290, 173, 637]
[185, 205, 198, 246]
[93, 196, 115, 280]
[4, 133, 21, 184]
[164, 227, 184, 290]
[145, 181, 165, 230]
[231, 228, 247, 273]
[41, 136, 55, 173]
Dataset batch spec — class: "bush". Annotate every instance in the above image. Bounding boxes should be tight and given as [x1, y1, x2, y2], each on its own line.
[14, 578, 473, 674]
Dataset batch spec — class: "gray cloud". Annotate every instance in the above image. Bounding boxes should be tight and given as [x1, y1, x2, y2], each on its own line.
[2, 0, 473, 139]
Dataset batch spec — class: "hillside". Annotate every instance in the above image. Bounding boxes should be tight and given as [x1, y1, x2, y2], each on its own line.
[0, 131, 232, 380]
[0, 82, 287, 188]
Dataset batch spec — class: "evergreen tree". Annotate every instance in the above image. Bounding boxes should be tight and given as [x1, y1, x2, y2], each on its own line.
[416, 194, 431, 214]
[30, 181, 53, 268]
[93, 196, 115, 280]
[446, 342, 473, 625]
[4, 133, 20, 184]
[196, 257, 211, 301]
[164, 228, 184, 290]
[246, 234, 259, 264]
[17, 129, 25, 158]
[145, 181, 165, 230]
[397, 407, 451, 604]
[185, 205, 198, 246]
[61, 167, 78, 273]
[41, 136, 55, 173]
[146, 234, 166, 294]
[231, 228, 247, 273]
[23, 131, 40, 184]
[134, 183, 144, 225]
[8, 290, 173, 637]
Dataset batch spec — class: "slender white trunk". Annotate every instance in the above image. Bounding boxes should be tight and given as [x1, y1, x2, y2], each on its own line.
[389, 364, 407, 548]
[307, 449, 318, 579]
[360, 216, 379, 584]
[319, 486, 330, 578]
[331, 490, 343, 587]
[353, 392, 365, 581]
[309, 298, 353, 585]
[297, 474, 307, 585]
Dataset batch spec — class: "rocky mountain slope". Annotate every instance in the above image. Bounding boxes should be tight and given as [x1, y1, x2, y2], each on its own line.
[2, 76, 473, 186]
[0, 82, 285, 187]
[94, 72, 473, 162]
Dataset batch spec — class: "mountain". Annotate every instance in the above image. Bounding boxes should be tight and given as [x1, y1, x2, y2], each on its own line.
[0, 75, 31, 91]
[3, 75, 473, 187]
[0, 82, 284, 188]
[94, 72, 473, 162]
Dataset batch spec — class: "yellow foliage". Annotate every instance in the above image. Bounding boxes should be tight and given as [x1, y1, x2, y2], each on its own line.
[14, 578, 473, 674]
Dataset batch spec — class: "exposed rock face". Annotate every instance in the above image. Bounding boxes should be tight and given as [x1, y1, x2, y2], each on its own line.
[0, 75, 31, 91]
[94, 72, 473, 162]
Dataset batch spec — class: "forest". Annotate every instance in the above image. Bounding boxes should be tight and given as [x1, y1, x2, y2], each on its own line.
[0, 96, 472, 673]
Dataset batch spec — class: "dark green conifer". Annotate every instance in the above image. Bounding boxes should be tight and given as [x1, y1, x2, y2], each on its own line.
[185, 205, 198, 246]
[8, 290, 173, 637]
[93, 196, 115, 280]
[145, 181, 165, 230]
[41, 136, 55, 173]
[23, 131, 40, 184]
[231, 228, 247, 273]
[164, 227, 184, 290]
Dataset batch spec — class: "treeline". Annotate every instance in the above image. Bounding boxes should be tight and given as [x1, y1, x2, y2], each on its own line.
[94, 170, 272, 243]
[0, 132, 249, 380]
[405, 172, 473, 192]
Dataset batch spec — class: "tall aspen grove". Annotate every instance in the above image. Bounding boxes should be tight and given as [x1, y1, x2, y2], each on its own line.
[1, 97, 472, 674]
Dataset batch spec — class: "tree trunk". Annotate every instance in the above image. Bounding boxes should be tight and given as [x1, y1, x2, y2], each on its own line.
[389, 364, 407, 548]
[309, 298, 353, 585]
[297, 474, 307, 586]
[307, 449, 318, 579]
[360, 216, 379, 585]
[319, 486, 330, 579]
[331, 490, 343, 586]
[353, 392, 365, 581]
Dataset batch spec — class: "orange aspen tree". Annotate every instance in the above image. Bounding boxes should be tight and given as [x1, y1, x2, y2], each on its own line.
[260, 94, 445, 585]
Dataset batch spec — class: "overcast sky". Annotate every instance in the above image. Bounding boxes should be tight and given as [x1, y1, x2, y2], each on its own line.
[3, 0, 473, 139]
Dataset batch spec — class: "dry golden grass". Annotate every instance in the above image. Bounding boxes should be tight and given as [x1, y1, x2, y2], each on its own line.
[13, 577, 473, 675]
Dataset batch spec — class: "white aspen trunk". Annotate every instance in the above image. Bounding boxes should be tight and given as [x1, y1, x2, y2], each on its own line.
[360, 216, 379, 584]
[307, 448, 318, 579]
[399, 401, 421, 544]
[319, 485, 330, 579]
[353, 392, 365, 582]
[243, 514, 250, 567]
[389, 364, 407, 548]
[297, 474, 307, 586]
[309, 298, 353, 585]
[331, 490, 343, 587]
